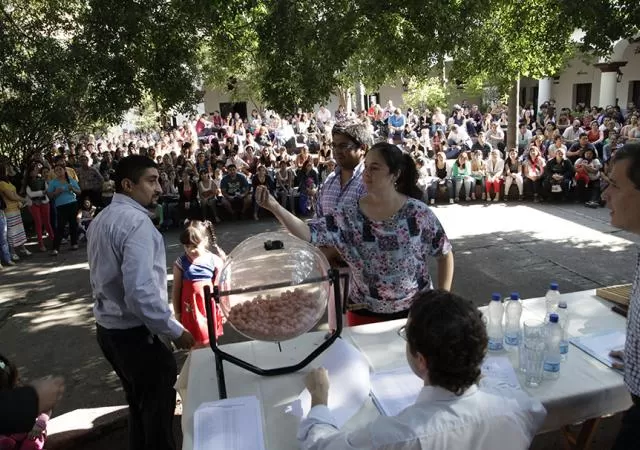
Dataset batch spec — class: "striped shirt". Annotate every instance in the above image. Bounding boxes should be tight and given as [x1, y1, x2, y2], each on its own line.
[625, 249, 640, 396]
[315, 162, 366, 218]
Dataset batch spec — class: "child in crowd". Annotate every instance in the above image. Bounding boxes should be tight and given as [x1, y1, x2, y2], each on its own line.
[171, 220, 226, 346]
[76, 198, 96, 242]
[0, 354, 48, 450]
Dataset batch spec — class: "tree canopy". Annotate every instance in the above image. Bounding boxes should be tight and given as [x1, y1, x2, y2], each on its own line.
[2, 0, 640, 164]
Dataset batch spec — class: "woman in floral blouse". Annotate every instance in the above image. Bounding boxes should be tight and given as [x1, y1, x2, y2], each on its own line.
[256, 142, 454, 326]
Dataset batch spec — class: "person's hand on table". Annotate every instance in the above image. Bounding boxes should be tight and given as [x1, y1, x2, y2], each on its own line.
[306, 367, 330, 407]
[174, 330, 196, 350]
[32, 376, 65, 413]
[610, 350, 624, 370]
[255, 186, 279, 211]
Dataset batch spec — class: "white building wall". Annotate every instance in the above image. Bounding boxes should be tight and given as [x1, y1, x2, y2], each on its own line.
[550, 57, 601, 108]
[618, 42, 640, 105]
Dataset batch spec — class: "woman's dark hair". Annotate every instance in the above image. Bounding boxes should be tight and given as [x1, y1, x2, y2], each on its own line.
[0, 164, 10, 182]
[369, 142, 422, 200]
[0, 353, 18, 390]
[613, 143, 640, 190]
[114, 155, 158, 193]
[407, 290, 487, 395]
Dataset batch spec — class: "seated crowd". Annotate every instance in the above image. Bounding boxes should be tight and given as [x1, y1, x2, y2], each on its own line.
[0, 99, 636, 264]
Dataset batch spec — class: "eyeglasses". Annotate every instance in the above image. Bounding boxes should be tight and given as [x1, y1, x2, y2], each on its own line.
[397, 326, 407, 341]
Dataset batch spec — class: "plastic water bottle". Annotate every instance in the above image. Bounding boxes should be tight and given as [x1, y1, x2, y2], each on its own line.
[487, 293, 504, 352]
[556, 301, 570, 361]
[504, 292, 522, 351]
[544, 313, 562, 379]
[545, 283, 561, 320]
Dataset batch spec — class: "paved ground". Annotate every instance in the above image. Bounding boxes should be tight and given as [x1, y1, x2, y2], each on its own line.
[0, 201, 636, 449]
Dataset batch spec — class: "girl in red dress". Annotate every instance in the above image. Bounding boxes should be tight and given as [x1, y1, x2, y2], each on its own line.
[171, 220, 226, 346]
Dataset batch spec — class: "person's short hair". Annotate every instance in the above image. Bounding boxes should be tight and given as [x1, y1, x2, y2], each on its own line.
[579, 132, 588, 139]
[331, 122, 374, 148]
[226, 164, 237, 169]
[406, 290, 487, 395]
[114, 155, 158, 193]
[613, 143, 640, 190]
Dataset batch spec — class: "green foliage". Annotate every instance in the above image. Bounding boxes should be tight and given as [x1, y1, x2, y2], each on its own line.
[0, 0, 209, 165]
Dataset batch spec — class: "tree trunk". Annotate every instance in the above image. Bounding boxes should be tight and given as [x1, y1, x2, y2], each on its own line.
[507, 81, 518, 150]
[337, 88, 351, 112]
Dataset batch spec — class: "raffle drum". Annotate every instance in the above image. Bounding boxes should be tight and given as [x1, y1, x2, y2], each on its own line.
[204, 232, 347, 399]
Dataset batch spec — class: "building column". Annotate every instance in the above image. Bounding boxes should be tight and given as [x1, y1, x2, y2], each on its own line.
[537, 77, 552, 107]
[594, 61, 627, 107]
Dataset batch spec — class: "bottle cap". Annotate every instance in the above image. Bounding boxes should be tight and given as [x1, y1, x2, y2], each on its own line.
[549, 313, 559, 323]
[558, 301, 567, 309]
[510, 292, 520, 300]
[491, 293, 501, 301]
[550, 282, 559, 290]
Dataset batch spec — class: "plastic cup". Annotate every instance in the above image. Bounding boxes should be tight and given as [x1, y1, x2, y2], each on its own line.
[521, 320, 546, 387]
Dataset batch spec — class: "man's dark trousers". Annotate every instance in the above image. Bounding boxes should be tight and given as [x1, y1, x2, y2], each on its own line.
[96, 324, 177, 450]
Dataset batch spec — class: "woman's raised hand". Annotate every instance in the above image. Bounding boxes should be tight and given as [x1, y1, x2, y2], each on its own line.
[255, 185, 278, 211]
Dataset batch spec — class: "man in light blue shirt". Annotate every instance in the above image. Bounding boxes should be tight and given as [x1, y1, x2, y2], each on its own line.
[88, 155, 194, 450]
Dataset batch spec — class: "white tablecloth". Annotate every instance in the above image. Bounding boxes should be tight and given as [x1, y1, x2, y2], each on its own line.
[178, 289, 632, 449]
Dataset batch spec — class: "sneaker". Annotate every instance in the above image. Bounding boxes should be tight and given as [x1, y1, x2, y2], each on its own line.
[449, 199, 454, 204]
[471, 193, 476, 200]
[429, 199, 435, 205]
[4, 260, 15, 266]
[39, 244, 47, 252]
[50, 250, 58, 256]
[11, 254, 19, 262]
[465, 196, 471, 201]
[70, 244, 79, 251]
[585, 201, 599, 209]
[485, 196, 490, 202]
[454, 197, 459, 203]
[493, 195, 500, 202]
[21, 248, 32, 256]
[482, 193, 486, 200]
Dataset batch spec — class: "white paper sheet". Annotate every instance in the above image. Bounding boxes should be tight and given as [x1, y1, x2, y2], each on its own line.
[570, 330, 626, 369]
[194, 396, 266, 450]
[286, 338, 371, 427]
[370, 356, 521, 416]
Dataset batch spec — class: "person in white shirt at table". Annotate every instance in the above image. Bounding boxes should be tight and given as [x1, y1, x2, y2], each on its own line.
[606, 143, 640, 449]
[298, 290, 547, 450]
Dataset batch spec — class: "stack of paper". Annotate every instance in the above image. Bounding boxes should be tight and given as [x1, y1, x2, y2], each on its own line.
[370, 356, 520, 417]
[194, 396, 265, 450]
[570, 330, 626, 369]
[286, 338, 371, 427]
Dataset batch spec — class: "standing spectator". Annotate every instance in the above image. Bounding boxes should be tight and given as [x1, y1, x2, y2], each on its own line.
[0, 189, 15, 268]
[517, 123, 533, 155]
[485, 149, 504, 202]
[47, 164, 81, 256]
[177, 171, 200, 223]
[88, 155, 195, 450]
[523, 147, 546, 202]
[487, 122, 505, 154]
[198, 171, 220, 223]
[275, 160, 295, 210]
[77, 155, 104, 207]
[0, 165, 30, 261]
[297, 161, 319, 216]
[24, 164, 54, 252]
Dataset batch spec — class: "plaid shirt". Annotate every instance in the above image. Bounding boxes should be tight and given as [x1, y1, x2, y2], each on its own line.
[315, 162, 366, 218]
[625, 249, 640, 396]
